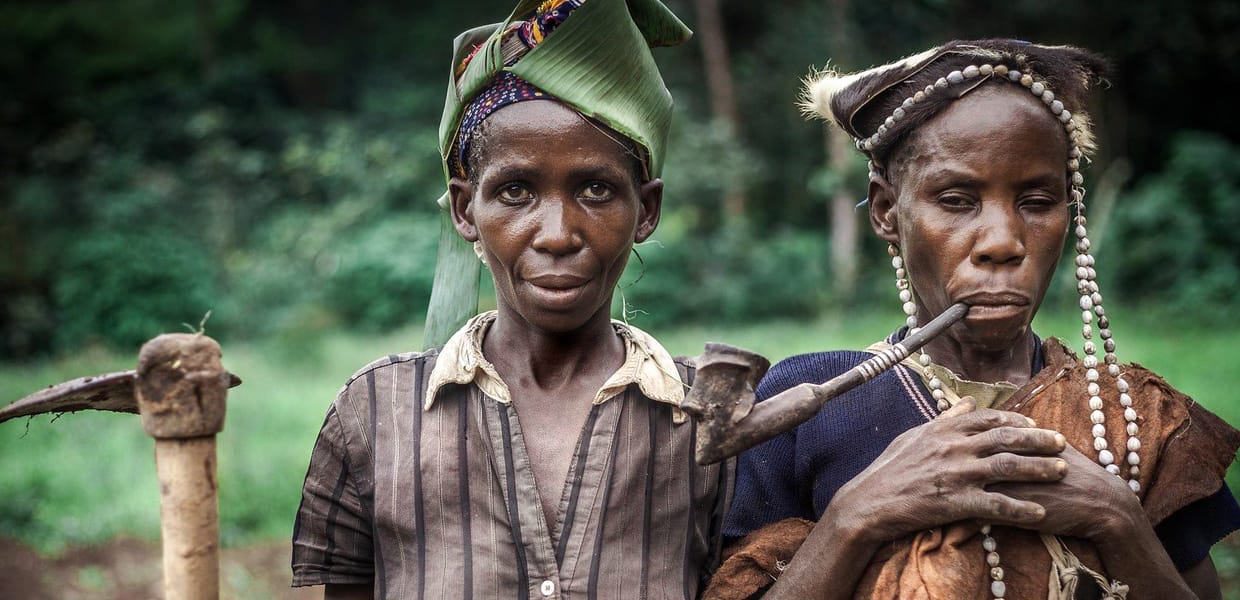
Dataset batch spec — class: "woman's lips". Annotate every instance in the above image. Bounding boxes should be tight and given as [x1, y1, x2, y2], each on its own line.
[525, 274, 591, 309]
[958, 292, 1031, 320]
[965, 304, 1029, 320]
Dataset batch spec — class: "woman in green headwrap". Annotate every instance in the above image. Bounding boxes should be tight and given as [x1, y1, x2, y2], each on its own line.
[292, 2, 733, 598]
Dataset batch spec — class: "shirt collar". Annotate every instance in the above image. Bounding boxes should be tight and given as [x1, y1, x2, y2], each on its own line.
[424, 311, 688, 423]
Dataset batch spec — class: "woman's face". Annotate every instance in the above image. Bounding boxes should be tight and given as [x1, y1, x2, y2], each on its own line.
[871, 84, 1071, 351]
[449, 100, 662, 334]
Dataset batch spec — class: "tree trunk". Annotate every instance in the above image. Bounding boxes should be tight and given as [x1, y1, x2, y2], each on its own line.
[824, 0, 859, 301]
[692, 0, 747, 221]
[195, 0, 217, 81]
[828, 125, 859, 300]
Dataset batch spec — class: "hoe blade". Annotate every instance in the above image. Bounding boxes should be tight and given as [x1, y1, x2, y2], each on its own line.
[0, 371, 139, 424]
[0, 371, 241, 425]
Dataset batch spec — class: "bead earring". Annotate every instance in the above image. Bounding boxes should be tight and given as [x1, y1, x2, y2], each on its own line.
[888, 244, 948, 412]
[1071, 188, 1140, 493]
[473, 240, 487, 266]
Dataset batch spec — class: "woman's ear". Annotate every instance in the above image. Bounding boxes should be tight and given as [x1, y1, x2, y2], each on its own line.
[634, 178, 663, 243]
[448, 177, 478, 242]
[868, 170, 900, 245]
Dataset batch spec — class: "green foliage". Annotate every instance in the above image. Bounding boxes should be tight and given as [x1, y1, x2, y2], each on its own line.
[325, 215, 440, 330]
[618, 227, 832, 328]
[54, 227, 219, 351]
[660, 111, 765, 232]
[0, 59, 448, 356]
[1103, 132, 1240, 317]
[2, 0, 1238, 361]
[7, 137, 228, 351]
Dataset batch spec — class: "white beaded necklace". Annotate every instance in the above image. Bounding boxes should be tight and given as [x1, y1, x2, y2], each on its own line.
[873, 63, 1140, 600]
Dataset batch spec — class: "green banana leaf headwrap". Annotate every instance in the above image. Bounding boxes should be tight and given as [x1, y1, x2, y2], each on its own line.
[422, 0, 692, 349]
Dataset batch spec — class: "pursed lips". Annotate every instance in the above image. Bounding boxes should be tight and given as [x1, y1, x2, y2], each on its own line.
[958, 291, 1031, 306]
[957, 291, 1032, 319]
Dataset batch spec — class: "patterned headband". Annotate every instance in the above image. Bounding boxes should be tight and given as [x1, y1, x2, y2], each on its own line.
[449, 0, 585, 178]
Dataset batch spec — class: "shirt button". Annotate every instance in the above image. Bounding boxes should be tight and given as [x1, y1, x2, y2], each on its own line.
[540, 579, 555, 596]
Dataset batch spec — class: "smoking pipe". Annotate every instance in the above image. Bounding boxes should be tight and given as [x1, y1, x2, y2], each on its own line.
[680, 302, 970, 465]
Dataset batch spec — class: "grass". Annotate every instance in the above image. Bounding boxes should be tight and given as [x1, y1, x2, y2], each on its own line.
[1, 306, 1239, 590]
[0, 324, 427, 552]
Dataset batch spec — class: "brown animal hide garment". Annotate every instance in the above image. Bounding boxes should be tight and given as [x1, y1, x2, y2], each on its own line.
[705, 338, 1240, 600]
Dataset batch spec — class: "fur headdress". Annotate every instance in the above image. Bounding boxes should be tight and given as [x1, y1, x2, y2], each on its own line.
[800, 39, 1108, 164]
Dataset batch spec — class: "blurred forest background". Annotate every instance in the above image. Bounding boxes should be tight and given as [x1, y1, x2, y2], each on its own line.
[2, 0, 1239, 597]
[3, 0, 1239, 356]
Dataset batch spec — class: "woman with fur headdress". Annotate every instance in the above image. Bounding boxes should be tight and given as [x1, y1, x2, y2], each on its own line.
[710, 40, 1240, 599]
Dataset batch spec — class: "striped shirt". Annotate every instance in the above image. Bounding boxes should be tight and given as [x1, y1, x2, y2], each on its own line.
[292, 312, 734, 599]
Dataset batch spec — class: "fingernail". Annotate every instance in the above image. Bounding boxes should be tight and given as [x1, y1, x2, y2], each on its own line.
[1054, 433, 1066, 447]
[1025, 417, 1037, 427]
[1056, 459, 1067, 476]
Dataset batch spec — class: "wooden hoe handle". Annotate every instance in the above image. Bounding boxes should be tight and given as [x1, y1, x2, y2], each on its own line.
[136, 333, 231, 600]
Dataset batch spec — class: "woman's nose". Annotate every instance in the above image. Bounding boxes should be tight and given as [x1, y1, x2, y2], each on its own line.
[530, 198, 585, 255]
[972, 204, 1026, 266]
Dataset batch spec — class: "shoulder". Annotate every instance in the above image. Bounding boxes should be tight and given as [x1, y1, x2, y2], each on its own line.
[1040, 338, 1240, 523]
[756, 350, 877, 401]
[758, 349, 936, 447]
[319, 349, 442, 463]
[341, 349, 438, 391]
[332, 349, 440, 422]
[1125, 361, 1240, 509]
[1125, 363, 1240, 527]
[731, 349, 931, 519]
[756, 348, 935, 442]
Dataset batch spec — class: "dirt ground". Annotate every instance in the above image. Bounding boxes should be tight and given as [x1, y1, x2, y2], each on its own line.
[0, 535, 319, 600]
[3, 533, 1239, 598]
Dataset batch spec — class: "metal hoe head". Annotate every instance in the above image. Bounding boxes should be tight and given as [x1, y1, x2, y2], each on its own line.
[0, 333, 241, 600]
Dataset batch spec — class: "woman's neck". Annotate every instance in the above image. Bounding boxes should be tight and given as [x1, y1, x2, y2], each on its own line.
[920, 329, 1038, 386]
[483, 304, 625, 393]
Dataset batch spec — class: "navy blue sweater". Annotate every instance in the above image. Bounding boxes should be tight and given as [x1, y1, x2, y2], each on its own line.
[723, 342, 1240, 571]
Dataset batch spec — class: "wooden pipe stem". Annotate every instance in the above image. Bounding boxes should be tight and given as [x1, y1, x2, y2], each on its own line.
[687, 303, 970, 465]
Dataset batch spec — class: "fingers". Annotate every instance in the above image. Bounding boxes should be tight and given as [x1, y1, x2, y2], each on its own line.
[970, 453, 1067, 484]
[962, 491, 1046, 526]
[938, 396, 977, 419]
[949, 406, 1037, 434]
[971, 426, 1067, 456]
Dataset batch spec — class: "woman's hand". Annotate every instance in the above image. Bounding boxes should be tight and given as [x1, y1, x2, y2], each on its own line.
[989, 442, 1140, 540]
[830, 398, 1068, 545]
[994, 443, 1201, 599]
[763, 399, 1069, 599]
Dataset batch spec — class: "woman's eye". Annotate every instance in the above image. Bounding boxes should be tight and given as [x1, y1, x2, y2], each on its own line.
[1020, 195, 1060, 210]
[938, 194, 974, 208]
[497, 184, 532, 203]
[580, 182, 613, 202]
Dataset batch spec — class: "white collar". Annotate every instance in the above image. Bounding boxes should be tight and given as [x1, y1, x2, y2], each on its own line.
[424, 311, 687, 423]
